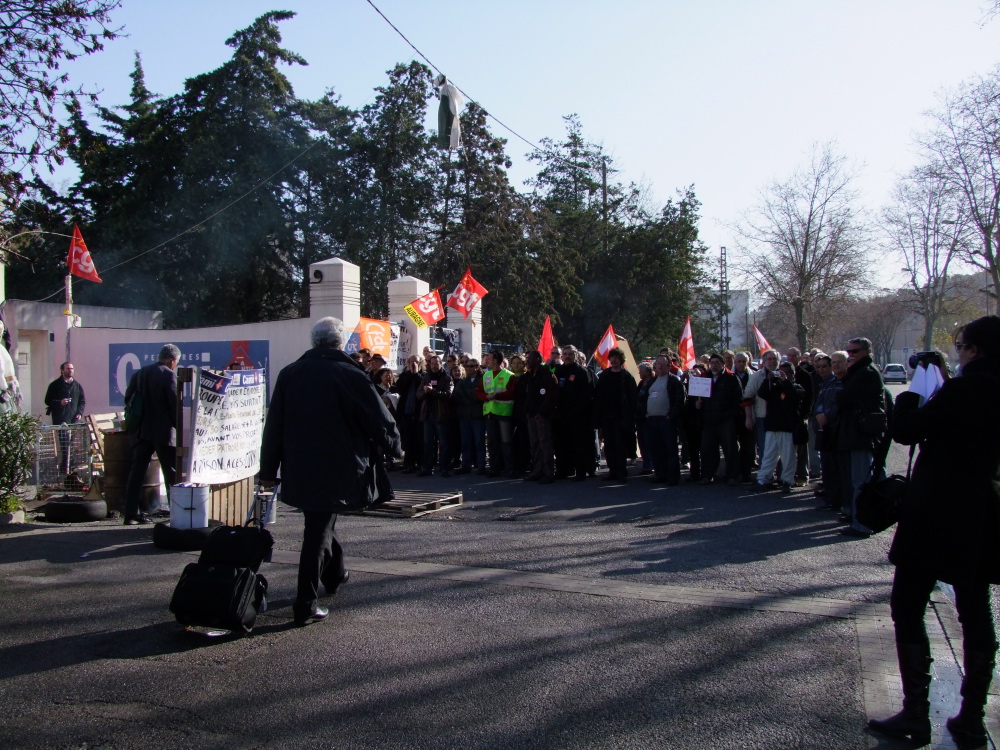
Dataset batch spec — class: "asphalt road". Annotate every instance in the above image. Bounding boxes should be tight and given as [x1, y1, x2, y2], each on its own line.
[0, 383, 993, 750]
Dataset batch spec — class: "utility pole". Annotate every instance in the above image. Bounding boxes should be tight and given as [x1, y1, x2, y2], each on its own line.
[601, 158, 608, 256]
[719, 246, 730, 349]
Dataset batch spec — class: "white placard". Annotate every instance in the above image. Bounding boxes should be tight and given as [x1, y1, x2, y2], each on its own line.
[188, 368, 266, 484]
[687, 375, 712, 398]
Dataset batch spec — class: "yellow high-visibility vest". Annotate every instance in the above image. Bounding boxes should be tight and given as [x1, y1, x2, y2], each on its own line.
[482, 368, 514, 417]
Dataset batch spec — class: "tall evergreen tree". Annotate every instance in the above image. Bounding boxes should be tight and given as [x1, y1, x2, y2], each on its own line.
[340, 61, 437, 318]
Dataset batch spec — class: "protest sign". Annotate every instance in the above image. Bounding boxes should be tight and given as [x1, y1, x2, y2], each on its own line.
[687, 376, 712, 398]
[188, 368, 266, 484]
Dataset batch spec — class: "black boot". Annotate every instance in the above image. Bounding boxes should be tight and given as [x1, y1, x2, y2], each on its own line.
[868, 642, 933, 746]
[946, 649, 996, 750]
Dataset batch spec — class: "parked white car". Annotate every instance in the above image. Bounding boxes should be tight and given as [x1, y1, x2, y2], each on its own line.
[882, 363, 908, 383]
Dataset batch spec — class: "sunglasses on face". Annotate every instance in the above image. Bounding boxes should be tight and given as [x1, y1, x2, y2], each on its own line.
[846, 348, 864, 355]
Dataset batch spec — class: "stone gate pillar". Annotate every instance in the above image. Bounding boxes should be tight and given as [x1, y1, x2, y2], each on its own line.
[388, 276, 430, 371]
[308, 258, 360, 333]
[446, 300, 482, 361]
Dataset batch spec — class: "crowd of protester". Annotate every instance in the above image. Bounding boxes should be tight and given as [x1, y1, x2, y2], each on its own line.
[348, 336, 893, 539]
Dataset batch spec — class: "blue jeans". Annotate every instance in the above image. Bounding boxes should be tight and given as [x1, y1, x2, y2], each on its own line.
[459, 418, 486, 469]
[422, 419, 451, 473]
[646, 416, 680, 483]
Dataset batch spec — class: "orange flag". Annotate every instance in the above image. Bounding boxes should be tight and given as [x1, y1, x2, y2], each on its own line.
[678, 317, 696, 371]
[67, 224, 102, 283]
[357, 318, 393, 359]
[593, 324, 617, 369]
[752, 325, 771, 355]
[537, 316, 556, 357]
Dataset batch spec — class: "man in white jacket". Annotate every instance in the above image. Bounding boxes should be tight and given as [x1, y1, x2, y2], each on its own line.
[741, 349, 780, 472]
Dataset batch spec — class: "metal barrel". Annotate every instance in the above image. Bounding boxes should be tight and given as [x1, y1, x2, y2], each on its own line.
[102, 431, 161, 514]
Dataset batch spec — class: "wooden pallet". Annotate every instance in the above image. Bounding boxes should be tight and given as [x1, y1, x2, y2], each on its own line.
[346, 490, 464, 518]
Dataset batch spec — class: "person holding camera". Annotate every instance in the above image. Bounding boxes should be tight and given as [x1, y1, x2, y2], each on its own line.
[751, 361, 803, 493]
[867, 316, 1000, 749]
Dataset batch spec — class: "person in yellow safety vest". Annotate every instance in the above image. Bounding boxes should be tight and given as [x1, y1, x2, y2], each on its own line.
[476, 348, 517, 477]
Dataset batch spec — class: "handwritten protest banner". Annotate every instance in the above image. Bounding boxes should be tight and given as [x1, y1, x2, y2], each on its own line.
[188, 368, 266, 484]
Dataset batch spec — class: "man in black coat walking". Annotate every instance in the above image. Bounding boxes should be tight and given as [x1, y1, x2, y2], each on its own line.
[260, 317, 401, 626]
[124, 345, 180, 525]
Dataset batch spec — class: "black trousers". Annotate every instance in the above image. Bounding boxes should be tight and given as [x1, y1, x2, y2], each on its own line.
[795, 443, 809, 481]
[601, 417, 630, 478]
[701, 419, 738, 481]
[56, 427, 72, 474]
[399, 413, 423, 469]
[296, 511, 343, 615]
[820, 448, 842, 510]
[125, 439, 174, 519]
[890, 566, 997, 651]
[735, 418, 756, 482]
[554, 416, 595, 477]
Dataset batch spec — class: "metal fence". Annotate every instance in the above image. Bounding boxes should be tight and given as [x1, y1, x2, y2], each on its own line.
[35, 423, 92, 490]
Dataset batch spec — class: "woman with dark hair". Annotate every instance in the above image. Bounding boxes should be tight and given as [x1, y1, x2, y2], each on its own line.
[372, 367, 397, 414]
[635, 362, 655, 475]
[868, 316, 1000, 749]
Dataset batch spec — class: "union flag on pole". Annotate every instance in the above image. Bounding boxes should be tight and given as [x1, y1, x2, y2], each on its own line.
[593, 324, 617, 369]
[537, 316, 556, 357]
[446, 267, 488, 319]
[67, 224, 102, 283]
[678, 316, 696, 371]
[356, 318, 393, 359]
[752, 325, 771, 355]
[403, 290, 445, 329]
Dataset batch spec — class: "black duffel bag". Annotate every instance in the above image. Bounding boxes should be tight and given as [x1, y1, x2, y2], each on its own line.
[855, 446, 914, 534]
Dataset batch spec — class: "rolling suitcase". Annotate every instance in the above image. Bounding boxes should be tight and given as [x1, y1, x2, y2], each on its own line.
[168, 489, 276, 633]
[169, 563, 267, 633]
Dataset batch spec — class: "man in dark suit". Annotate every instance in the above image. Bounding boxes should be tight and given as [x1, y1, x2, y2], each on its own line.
[697, 352, 745, 486]
[260, 317, 401, 626]
[123, 344, 180, 525]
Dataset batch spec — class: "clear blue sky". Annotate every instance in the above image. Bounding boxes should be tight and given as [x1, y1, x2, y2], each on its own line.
[60, 0, 1000, 289]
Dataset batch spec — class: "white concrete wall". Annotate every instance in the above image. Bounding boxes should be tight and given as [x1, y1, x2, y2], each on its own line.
[6, 258, 443, 416]
[3, 300, 163, 416]
[66, 317, 314, 416]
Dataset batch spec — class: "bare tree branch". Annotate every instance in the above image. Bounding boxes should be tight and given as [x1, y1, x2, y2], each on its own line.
[882, 166, 971, 349]
[919, 69, 1000, 300]
[733, 142, 872, 349]
[0, 0, 122, 217]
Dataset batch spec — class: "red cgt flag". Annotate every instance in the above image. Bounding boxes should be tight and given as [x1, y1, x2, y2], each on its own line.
[446, 268, 488, 320]
[67, 224, 102, 283]
[537, 316, 556, 357]
[593, 324, 617, 369]
[752, 324, 771, 355]
[403, 290, 446, 329]
[678, 316, 696, 371]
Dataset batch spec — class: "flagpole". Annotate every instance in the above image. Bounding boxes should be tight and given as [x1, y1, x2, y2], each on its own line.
[64, 273, 73, 362]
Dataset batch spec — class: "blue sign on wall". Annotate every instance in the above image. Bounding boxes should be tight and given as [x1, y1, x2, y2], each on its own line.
[108, 340, 270, 407]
